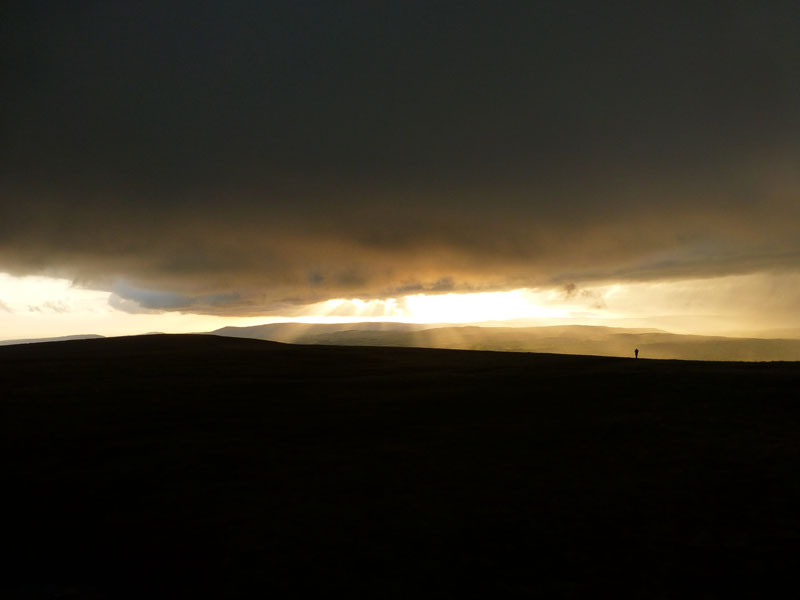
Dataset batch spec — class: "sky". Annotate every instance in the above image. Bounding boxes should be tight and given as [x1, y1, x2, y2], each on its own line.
[2, 1, 799, 340]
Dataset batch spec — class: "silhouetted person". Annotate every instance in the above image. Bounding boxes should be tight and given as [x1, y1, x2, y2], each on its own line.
[635, 348, 639, 359]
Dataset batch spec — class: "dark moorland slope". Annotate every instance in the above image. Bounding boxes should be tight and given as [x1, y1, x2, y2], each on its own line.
[0, 333, 104, 346]
[214, 323, 800, 361]
[5, 335, 800, 598]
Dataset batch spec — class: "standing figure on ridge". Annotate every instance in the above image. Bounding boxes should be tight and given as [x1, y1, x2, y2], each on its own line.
[635, 348, 639, 359]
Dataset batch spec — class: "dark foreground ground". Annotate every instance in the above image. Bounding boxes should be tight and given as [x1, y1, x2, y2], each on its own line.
[4, 335, 800, 598]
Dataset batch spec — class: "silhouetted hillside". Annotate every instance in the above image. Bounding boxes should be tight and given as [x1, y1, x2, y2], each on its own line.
[0, 333, 103, 346]
[5, 335, 800, 597]
[213, 321, 434, 343]
[214, 323, 800, 361]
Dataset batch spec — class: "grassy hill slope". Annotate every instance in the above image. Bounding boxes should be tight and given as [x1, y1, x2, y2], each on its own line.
[5, 335, 800, 597]
[215, 323, 800, 361]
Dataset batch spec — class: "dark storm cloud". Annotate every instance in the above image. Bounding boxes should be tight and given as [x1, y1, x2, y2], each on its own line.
[109, 281, 241, 312]
[2, 1, 799, 313]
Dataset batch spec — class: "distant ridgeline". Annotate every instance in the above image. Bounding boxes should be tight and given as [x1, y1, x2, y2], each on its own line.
[0, 334, 104, 346]
[213, 324, 800, 362]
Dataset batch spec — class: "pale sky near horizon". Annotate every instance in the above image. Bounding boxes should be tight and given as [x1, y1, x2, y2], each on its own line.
[2, 2, 798, 339]
[2, 271, 799, 341]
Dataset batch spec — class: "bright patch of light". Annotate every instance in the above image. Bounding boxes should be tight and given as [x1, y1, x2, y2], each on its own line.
[403, 290, 567, 323]
[0, 273, 273, 340]
[309, 297, 407, 320]
[3, 271, 799, 341]
[302, 290, 573, 323]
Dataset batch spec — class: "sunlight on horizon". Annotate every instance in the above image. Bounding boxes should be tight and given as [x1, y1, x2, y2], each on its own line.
[313, 290, 571, 323]
[2, 271, 799, 341]
[1, 274, 595, 341]
[0, 273, 271, 340]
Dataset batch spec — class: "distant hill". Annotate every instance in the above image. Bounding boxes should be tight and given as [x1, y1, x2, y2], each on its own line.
[213, 321, 436, 343]
[750, 327, 800, 339]
[0, 333, 104, 346]
[213, 323, 800, 361]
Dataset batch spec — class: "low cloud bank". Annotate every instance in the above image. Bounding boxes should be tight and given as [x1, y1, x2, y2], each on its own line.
[2, 2, 798, 316]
